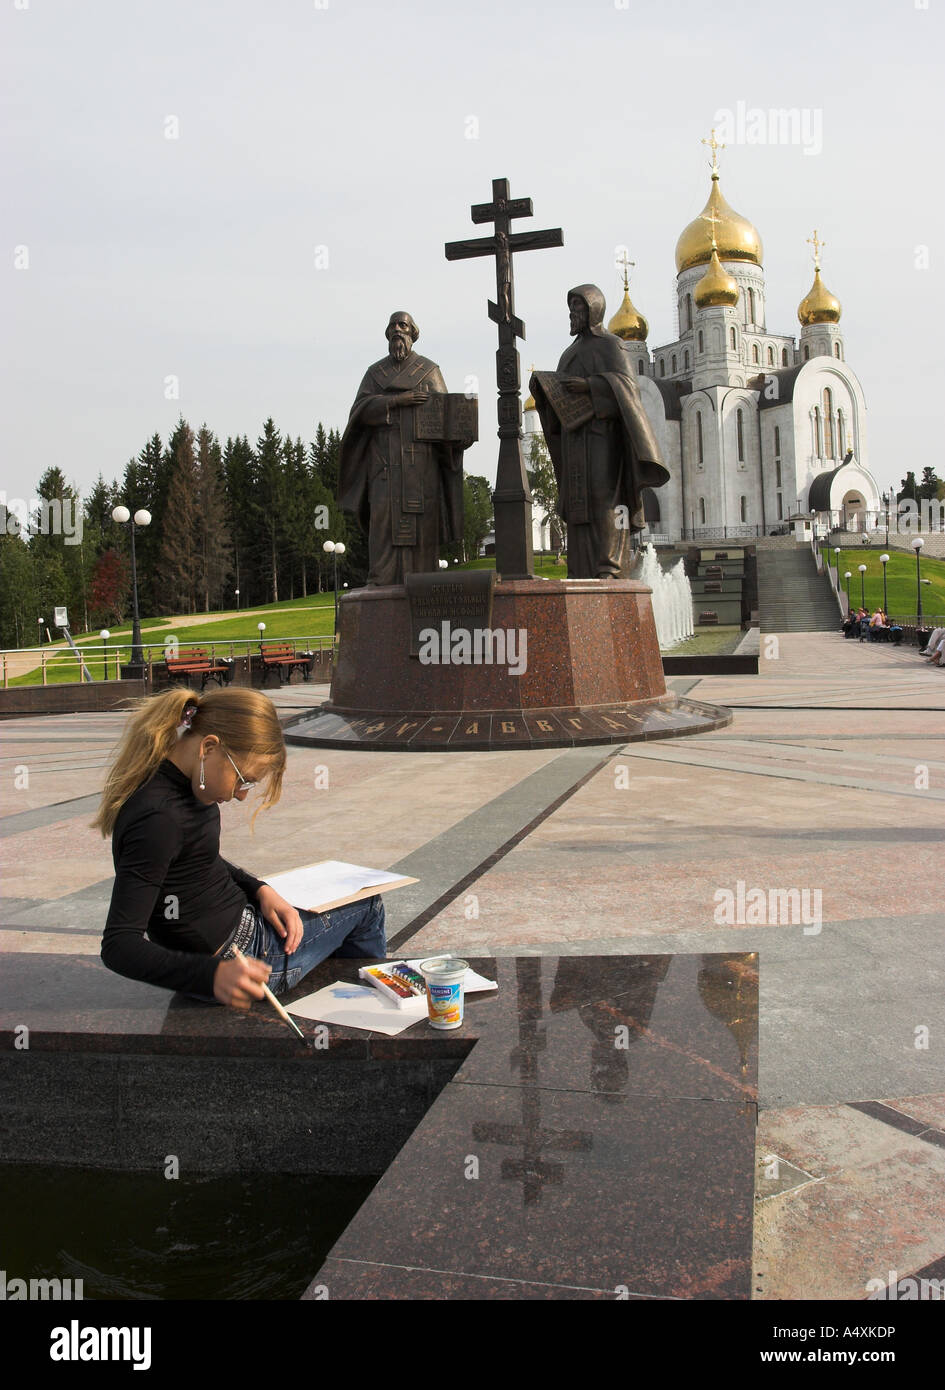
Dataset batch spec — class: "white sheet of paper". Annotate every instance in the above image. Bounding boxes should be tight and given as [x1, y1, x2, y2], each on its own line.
[287, 959, 498, 1036]
[286, 982, 428, 1036]
[262, 860, 408, 912]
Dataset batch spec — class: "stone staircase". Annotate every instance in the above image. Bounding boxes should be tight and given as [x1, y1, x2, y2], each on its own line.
[757, 547, 841, 633]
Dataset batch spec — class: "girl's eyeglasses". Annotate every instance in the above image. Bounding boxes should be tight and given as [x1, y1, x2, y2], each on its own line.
[222, 748, 256, 792]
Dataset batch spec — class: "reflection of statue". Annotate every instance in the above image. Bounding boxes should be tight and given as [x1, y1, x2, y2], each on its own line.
[550, 957, 672, 1098]
[338, 312, 471, 587]
[530, 285, 669, 579]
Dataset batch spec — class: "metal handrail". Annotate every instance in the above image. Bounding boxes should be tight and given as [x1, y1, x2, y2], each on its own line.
[1, 635, 338, 688]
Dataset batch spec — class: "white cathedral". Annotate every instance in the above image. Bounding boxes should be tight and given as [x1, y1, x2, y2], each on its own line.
[523, 140, 882, 545]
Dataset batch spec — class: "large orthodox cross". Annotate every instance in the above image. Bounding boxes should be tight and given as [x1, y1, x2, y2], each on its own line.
[445, 177, 563, 579]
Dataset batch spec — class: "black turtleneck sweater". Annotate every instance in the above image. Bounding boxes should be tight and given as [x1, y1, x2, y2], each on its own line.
[101, 759, 267, 997]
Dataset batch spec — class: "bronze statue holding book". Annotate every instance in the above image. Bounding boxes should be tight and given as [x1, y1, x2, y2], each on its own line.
[338, 310, 477, 586]
[529, 285, 669, 580]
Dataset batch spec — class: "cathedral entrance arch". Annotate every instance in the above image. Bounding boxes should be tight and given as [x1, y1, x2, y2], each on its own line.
[842, 491, 865, 531]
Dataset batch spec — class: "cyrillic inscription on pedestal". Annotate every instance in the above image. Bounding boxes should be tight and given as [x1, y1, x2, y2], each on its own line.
[405, 569, 497, 657]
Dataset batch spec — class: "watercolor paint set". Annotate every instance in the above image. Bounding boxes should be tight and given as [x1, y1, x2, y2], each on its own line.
[358, 962, 428, 1008]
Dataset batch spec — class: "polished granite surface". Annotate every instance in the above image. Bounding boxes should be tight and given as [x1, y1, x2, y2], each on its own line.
[1, 949, 757, 1299]
[301, 951, 758, 1300]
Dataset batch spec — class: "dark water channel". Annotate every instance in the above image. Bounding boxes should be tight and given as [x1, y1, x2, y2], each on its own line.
[1, 1165, 377, 1300]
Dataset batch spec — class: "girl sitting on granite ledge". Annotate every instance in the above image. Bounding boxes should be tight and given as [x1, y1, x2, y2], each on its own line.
[94, 687, 385, 1009]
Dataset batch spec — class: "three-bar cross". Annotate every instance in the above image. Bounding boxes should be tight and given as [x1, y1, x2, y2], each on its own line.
[445, 178, 563, 579]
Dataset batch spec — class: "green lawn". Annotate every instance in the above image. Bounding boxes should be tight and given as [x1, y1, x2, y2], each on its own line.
[833, 549, 945, 620]
[5, 594, 338, 687]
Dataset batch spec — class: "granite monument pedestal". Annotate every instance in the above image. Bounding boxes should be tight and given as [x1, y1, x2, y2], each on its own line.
[287, 577, 731, 751]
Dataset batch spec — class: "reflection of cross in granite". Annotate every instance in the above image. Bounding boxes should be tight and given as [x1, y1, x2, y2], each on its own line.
[471, 959, 592, 1206]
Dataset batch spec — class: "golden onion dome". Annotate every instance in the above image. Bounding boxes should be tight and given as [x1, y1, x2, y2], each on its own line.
[675, 171, 763, 274]
[797, 267, 841, 325]
[524, 392, 537, 412]
[607, 287, 648, 341]
[693, 248, 739, 308]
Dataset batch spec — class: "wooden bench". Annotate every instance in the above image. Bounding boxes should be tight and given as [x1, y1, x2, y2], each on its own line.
[163, 648, 234, 690]
[259, 641, 315, 686]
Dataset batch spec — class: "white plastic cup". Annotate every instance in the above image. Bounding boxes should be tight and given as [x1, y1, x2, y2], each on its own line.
[419, 957, 468, 1030]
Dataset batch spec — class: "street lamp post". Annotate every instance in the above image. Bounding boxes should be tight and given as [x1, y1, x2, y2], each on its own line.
[235, 588, 240, 611]
[880, 554, 889, 616]
[100, 629, 110, 681]
[912, 536, 925, 635]
[883, 491, 890, 548]
[858, 563, 867, 609]
[37, 617, 43, 646]
[844, 571, 852, 609]
[112, 504, 152, 676]
[833, 547, 841, 591]
[322, 541, 346, 634]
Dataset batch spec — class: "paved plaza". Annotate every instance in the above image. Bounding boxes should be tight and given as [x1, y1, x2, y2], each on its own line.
[1, 632, 942, 1301]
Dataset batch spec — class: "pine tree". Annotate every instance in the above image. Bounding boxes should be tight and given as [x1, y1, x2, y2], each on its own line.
[31, 467, 86, 630]
[917, 466, 942, 502]
[251, 418, 286, 604]
[158, 420, 200, 613]
[89, 548, 131, 626]
[897, 471, 918, 504]
[462, 475, 494, 562]
[122, 434, 163, 617]
[0, 529, 37, 648]
[195, 425, 231, 611]
[223, 435, 256, 605]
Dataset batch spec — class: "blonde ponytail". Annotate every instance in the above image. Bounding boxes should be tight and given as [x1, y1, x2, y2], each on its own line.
[92, 686, 286, 837]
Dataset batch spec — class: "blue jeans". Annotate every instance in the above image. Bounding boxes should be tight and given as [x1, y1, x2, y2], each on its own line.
[246, 894, 387, 996]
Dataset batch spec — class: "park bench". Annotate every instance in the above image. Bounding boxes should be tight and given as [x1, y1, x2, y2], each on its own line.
[163, 648, 234, 689]
[259, 641, 315, 686]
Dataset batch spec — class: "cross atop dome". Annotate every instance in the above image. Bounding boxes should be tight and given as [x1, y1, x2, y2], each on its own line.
[615, 248, 636, 291]
[807, 229, 825, 269]
[701, 127, 725, 176]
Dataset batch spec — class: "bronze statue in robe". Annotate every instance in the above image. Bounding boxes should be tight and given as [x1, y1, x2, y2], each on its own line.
[530, 285, 669, 579]
[338, 311, 467, 587]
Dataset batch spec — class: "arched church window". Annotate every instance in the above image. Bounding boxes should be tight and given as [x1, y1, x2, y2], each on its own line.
[767, 346, 775, 366]
[684, 350, 690, 371]
[803, 345, 810, 361]
[695, 411, 704, 465]
[774, 425, 781, 457]
[752, 344, 760, 365]
[748, 288, 756, 323]
[637, 359, 644, 374]
[685, 295, 693, 331]
[659, 358, 665, 377]
[823, 389, 834, 456]
[671, 354, 677, 374]
[730, 327, 737, 350]
[698, 330, 704, 353]
[699, 497, 706, 525]
[736, 408, 745, 462]
[834, 342, 841, 358]
[740, 495, 748, 523]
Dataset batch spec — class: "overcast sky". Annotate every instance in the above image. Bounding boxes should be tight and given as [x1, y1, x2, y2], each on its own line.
[3, 0, 942, 507]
